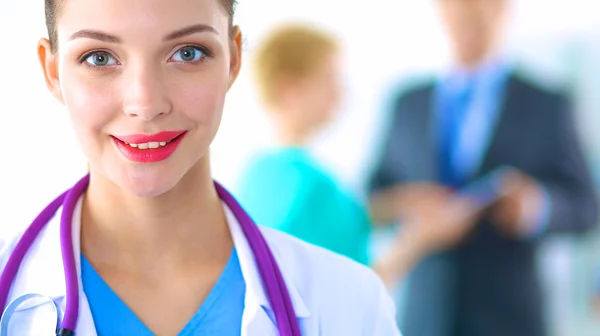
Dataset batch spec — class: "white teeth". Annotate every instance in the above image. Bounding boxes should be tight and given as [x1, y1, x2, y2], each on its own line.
[127, 141, 169, 149]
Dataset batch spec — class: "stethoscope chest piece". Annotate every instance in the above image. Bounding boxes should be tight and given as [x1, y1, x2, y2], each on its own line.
[0, 294, 60, 336]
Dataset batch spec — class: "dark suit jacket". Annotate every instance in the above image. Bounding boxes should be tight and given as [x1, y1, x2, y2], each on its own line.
[369, 72, 599, 336]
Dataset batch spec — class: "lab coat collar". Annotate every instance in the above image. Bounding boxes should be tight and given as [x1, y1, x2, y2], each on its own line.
[7, 195, 309, 335]
[223, 202, 311, 319]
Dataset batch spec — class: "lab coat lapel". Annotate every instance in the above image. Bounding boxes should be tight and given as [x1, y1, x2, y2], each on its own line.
[9, 203, 66, 301]
[54, 295, 96, 336]
[8, 197, 98, 335]
[69, 197, 98, 335]
[223, 203, 310, 335]
[241, 298, 278, 336]
[71, 295, 97, 336]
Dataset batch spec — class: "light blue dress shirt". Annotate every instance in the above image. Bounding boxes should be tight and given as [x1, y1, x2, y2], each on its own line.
[81, 249, 246, 336]
[436, 60, 551, 237]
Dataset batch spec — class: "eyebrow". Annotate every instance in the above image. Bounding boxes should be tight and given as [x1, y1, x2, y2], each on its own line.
[69, 30, 122, 43]
[68, 24, 218, 43]
[163, 24, 219, 41]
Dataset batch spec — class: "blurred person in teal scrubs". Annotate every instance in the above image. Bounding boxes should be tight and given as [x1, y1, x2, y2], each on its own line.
[236, 23, 481, 287]
[236, 23, 370, 264]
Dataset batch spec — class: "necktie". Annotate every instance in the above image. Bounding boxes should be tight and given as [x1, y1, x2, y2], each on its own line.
[439, 77, 475, 188]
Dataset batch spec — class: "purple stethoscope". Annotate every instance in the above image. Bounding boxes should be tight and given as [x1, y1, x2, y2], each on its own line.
[0, 174, 301, 336]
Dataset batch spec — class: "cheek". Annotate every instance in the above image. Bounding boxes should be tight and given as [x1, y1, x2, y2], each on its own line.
[173, 70, 230, 127]
[327, 78, 342, 104]
[315, 80, 338, 108]
[59, 69, 120, 146]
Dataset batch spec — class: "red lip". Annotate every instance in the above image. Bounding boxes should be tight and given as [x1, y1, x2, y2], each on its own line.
[114, 131, 186, 144]
[112, 131, 187, 163]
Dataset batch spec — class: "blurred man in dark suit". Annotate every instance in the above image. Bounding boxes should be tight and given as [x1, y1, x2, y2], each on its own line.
[368, 1, 599, 335]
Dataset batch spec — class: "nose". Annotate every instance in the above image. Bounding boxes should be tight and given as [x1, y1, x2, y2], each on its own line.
[123, 65, 172, 120]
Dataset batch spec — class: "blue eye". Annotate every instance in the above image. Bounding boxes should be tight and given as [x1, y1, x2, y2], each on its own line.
[84, 52, 117, 67]
[172, 46, 205, 63]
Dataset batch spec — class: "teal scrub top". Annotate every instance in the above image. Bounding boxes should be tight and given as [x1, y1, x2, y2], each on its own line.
[235, 148, 372, 265]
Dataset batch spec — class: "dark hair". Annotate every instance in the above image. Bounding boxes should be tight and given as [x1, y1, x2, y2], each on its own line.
[44, 0, 238, 52]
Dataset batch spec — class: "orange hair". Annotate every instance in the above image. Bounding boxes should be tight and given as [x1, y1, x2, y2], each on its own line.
[252, 23, 339, 107]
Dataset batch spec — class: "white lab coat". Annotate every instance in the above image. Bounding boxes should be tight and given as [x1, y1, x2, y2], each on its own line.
[0, 197, 402, 335]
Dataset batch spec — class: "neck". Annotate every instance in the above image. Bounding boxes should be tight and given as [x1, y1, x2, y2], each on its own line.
[271, 108, 314, 147]
[456, 53, 487, 71]
[455, 42, 501, 71]
[81, 157, 233, 278]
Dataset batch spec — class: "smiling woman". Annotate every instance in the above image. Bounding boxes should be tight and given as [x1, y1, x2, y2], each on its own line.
[0, 0, 402, 335]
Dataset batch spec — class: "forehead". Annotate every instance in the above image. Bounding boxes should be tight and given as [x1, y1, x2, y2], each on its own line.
[56, 0, 228, 40]
[439, 0, 506, 9]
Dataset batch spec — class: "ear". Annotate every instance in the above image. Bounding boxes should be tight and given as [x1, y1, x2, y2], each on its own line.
[38, 38, 64, 104]
[227, 26, 243, 91]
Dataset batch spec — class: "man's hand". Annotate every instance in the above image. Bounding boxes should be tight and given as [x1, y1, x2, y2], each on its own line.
[374, 194, 481, 287]
[491, 170, 546, 238]
[392, 183, 452, 216]
[402, 194, 482, 253]
[369, 182, 451, 224]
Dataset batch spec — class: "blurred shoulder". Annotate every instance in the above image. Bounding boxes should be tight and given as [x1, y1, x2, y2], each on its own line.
[384, 73, 437, 106]
[509, 64, 570, 102]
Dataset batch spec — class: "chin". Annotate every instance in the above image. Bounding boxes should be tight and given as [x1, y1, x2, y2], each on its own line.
[115, 166, 185, 199]
[126, 176, 179, 198]
[95, 146, 208, 198]
[127, 181, 177, 198]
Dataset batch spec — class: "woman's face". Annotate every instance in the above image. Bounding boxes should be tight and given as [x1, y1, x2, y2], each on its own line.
[39, 0, 242, 197]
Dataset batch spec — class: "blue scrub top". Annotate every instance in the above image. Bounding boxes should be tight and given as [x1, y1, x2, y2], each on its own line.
[81, 248, 246, 335]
